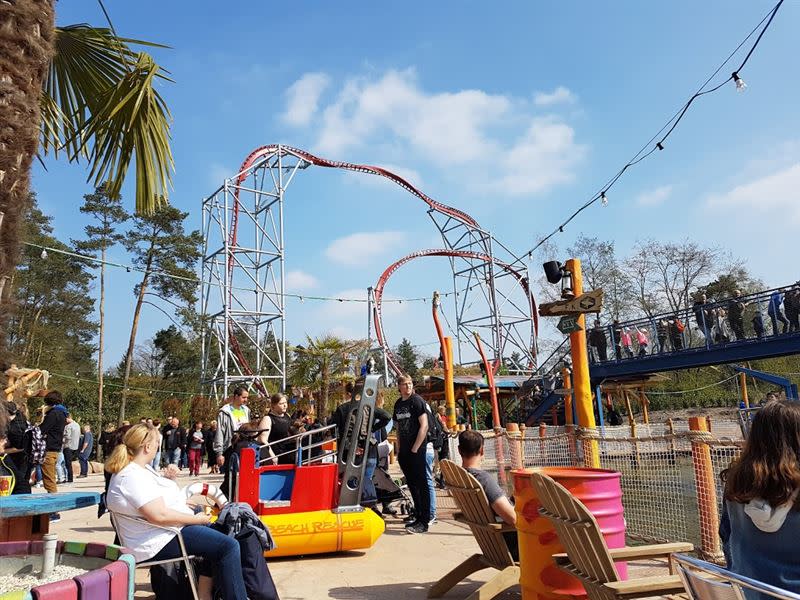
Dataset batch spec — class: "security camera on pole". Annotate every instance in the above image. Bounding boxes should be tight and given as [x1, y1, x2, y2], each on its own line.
[540, 258, 603, 466]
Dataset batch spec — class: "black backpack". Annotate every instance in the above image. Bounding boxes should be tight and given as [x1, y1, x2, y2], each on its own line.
[426, 405, 449, 459]
[149, 562, 195, 600]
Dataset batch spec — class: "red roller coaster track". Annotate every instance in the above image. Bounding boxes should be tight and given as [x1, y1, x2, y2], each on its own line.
[222, 144, 536, 391]
[373, 249, 539, 375]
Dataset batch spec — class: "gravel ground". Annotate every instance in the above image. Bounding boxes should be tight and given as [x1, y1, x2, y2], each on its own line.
[0, 565, 88, 594]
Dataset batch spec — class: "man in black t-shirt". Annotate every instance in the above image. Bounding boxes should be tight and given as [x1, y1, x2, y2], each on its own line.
[458, 430, 518, 560]
[392, 374, 432, 533]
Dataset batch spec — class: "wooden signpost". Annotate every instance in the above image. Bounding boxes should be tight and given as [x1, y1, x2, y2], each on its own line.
[538, 288, 604, 317]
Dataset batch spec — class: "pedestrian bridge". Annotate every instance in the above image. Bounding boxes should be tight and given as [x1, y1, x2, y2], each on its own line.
[586, 284, 800, 382]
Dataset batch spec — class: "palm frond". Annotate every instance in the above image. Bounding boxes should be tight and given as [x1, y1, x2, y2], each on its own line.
[40, 25, 173, 214]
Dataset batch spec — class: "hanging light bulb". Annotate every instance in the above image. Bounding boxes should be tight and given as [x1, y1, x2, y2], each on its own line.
[299, 296, 304, 303]
[40, 249, 48, 259]
[601, 192, 609, 207]
[126, 267, 131, 273]
[732, 71, 747, 92]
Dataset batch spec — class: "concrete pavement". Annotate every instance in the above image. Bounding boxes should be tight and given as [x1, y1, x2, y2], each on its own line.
[44, 470, 521, 599]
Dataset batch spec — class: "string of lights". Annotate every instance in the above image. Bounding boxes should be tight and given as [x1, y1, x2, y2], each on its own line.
[24, 241, 454, 304]
[522, 0, 785, 260]
[48, 371, 199, 396]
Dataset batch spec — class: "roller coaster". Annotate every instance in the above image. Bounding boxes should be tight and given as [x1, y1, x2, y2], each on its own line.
[200, 144, 538, 398]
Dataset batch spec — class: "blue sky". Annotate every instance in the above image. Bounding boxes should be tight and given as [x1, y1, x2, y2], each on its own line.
[35, 1, 800, 369]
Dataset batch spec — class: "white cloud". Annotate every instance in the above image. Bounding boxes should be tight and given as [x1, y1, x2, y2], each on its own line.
[706, 163, 800, 222]
[287, 69, 584, 197]
[325, 231, 406, 266]
[496, 117, 586, 195]
[635, 184, 673, 207]
[533, 86, 577, 106]
[286, 270, 318, 291]
[282, 72, 331, 126]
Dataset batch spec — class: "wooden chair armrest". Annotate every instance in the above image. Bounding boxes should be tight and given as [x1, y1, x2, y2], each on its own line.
[607, 542, 694, 560]
[452, 513, 515, 532]
[603, 574, 687, 596]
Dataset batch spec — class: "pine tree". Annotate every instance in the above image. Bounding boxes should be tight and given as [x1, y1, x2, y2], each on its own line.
[72, 185, 128, 432]
[394, 338, 420, 379]
[118, 205, 201, 423]
[7, 193, 96, 373]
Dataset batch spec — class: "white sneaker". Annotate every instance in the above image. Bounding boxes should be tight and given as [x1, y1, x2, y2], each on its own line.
[428, 517, 437, 526]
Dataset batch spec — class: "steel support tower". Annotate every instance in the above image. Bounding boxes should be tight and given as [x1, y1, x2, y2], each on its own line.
[201, 143, 537, 403]
[201, 147, 307, 399]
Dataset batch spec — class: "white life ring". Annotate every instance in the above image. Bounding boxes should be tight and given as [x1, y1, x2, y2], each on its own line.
[183, 482, 228, 508]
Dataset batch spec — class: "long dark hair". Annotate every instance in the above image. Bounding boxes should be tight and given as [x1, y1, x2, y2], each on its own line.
[722, 400, 800, 507]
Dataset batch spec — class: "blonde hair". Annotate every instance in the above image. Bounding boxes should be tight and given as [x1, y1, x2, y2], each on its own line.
[105, 424, 156, 474]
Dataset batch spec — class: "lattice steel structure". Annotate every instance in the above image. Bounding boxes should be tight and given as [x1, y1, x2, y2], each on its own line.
[201, 144, 538, 401]
[201, 148, 308, 398]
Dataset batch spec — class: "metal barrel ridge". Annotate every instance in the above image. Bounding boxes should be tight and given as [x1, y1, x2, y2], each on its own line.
[373, 249, 539, 375]
[223, 145, 484, 390]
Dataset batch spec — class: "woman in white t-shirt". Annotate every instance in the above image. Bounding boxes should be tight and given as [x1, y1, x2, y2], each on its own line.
[106, 424, 247, 600]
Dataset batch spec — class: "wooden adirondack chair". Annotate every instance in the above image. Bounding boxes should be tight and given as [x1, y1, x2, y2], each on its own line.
[531, 471, 694, 600]
[429, 459, 520, 600]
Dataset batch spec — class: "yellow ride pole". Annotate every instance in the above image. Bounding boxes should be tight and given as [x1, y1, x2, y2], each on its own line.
[443, 336, 456, 429]
[432, 291, 457, 429]
[565, 258, 599, 467]
[739, 372, 750, 408]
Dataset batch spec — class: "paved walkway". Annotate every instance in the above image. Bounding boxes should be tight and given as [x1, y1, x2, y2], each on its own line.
[44, 471, 521, 599]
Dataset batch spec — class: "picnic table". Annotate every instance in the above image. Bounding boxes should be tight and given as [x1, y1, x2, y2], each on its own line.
[0, 491, 100, 542]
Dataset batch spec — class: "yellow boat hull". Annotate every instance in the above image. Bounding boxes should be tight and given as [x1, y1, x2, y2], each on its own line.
[261, 508, 385, 557]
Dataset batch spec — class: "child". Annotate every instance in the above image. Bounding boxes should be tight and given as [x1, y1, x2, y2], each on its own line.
[720, 401, 800, 593]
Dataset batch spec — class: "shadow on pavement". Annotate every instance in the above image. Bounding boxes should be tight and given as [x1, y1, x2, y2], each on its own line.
[328, 579, 520, 599]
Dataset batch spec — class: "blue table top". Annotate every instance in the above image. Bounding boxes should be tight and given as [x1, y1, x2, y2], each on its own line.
[0, 491, 100, 518]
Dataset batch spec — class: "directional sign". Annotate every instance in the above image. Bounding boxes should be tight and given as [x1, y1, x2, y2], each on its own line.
[539, 289, 604, 317]
[556, 315, 582, 335]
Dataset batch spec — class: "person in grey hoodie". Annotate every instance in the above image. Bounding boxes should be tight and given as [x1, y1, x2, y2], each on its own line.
[720, 400, 800, 598]
[213, 387, 251, 496]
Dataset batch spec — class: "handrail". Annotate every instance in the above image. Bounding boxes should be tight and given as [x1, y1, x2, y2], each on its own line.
[673, 553, 800, 600]
[587, 283, 800, 364]
[254, 423, 337, 466]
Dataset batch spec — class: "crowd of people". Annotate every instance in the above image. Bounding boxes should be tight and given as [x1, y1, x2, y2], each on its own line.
[587, 285, 800, 364]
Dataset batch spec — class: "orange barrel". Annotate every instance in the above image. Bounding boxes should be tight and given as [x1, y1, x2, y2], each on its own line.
[512, 467, 627, 600]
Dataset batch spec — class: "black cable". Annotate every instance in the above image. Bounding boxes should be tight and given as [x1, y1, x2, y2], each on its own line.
[525, 0, 785, 258]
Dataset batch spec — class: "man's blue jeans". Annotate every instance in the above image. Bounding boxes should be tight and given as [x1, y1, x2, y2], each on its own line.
[151, 451, 161, 471]
[362, 455, 377, 505]
[151, 525, 247, 600]
[56, 452, 66, 482]
[167, 448, 181, 466]
[78, 452, 90, 477]
[425, 443, 436, 521]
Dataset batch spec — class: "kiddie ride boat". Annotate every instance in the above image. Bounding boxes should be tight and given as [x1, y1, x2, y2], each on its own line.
[232, 374, 386, 557]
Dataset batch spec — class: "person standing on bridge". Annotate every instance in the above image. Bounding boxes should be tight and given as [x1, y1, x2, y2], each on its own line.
[589, 320, 608, 362]
[727, 290, 748, 341]
[693, 293, 713, 342]
[768, 289, 790, 336]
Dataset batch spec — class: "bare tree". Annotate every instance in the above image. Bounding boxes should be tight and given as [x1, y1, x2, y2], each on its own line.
[566, 235, 633, 320]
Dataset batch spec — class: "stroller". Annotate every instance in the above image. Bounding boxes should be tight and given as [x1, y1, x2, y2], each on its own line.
[373, 465, 414, 517]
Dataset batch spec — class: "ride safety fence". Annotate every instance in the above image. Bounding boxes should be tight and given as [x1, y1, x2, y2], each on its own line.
[440, 419, 744, 563]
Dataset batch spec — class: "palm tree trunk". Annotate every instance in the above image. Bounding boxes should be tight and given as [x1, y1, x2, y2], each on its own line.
[0, 1, 55, 362]
[119, 262, 151, 424]
[320, 360, 330, 424]
[97, 248, 106, 434]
